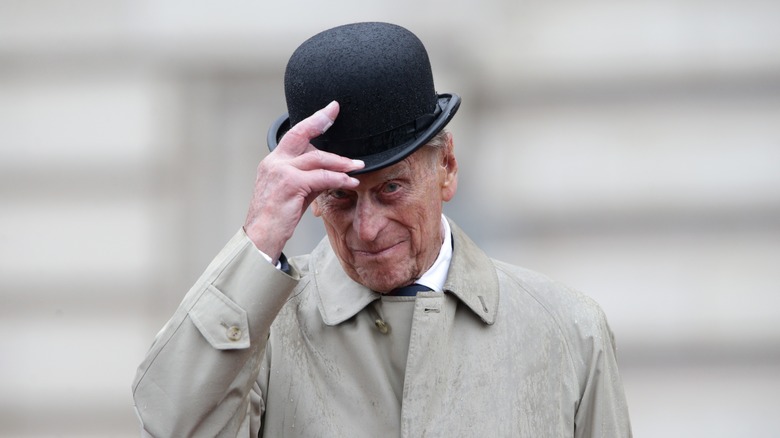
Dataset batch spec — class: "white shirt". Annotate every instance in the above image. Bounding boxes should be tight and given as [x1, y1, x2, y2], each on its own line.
[413, 214, 452, 292]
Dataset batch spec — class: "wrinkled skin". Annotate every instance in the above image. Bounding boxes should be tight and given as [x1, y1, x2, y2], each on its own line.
[244, 100, 458, 293]
[312, 138, 458, 293]
[243, 101, 364, 262]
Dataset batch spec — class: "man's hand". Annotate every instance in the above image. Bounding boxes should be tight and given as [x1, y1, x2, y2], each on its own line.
[243, 101, 364, 262]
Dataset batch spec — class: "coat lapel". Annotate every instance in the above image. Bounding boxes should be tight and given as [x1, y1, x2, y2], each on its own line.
[442, 219, 499, 325]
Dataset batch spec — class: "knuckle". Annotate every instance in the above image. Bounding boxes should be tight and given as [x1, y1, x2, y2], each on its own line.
[283, 129, 305, 143]
[319, 168, 332, 184]
[262, 161, 293, 186]
[287, 121, 318, 141]
[311, 149, 329, 165]
[278, 166, 297, 184]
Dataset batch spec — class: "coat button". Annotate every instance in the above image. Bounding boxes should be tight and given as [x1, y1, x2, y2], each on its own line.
[374, 319, 389, 334]
[226, 325, 242, 341]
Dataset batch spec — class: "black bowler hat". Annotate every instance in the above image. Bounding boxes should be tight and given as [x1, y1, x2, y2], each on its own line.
[266, 22, 460, 174]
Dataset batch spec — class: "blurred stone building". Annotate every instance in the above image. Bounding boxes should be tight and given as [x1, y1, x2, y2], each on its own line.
[1, 1, 779, 436]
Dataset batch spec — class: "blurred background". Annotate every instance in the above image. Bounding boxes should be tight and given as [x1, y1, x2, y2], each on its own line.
[1, 0, 779, 436]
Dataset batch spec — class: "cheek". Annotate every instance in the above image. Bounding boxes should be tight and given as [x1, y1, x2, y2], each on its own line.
[400, 209, 437, 252]
[322, 222, 352, 263]
[320, 211, 355, 252]
[324, 212, 351, 236]
[409, 192, 444, 246]
[321, 214, 346, 241]
[318, 201, 353, 229]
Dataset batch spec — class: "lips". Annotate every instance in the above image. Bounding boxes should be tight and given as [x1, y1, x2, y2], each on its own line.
[351, 241, 404, 258]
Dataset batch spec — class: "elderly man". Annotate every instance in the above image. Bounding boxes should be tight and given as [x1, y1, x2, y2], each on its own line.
[132, 22, 632, 437]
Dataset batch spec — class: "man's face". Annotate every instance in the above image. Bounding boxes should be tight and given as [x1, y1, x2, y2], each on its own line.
[312, 134, 458, 293]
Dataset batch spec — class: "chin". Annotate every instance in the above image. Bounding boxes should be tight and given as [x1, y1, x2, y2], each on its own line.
[352, 267, 411, 293]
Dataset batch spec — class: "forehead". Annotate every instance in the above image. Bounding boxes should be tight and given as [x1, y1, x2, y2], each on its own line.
[355, 147, 433, 185]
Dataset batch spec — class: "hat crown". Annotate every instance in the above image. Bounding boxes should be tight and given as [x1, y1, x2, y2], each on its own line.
[284, 22, 437, 148]
[270, 22, 460, 174]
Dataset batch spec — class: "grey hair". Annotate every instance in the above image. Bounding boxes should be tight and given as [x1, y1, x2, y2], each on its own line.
[425, 129, 450, 151]
[419, 129, 451, 169]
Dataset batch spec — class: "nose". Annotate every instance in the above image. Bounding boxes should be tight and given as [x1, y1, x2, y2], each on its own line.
[353, 197, 386, 242]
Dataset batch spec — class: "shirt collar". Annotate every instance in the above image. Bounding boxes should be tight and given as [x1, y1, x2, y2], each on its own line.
[413, 215, 451, 292]
[311, 216, 498, 326]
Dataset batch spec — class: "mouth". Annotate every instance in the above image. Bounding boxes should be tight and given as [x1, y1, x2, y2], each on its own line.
[351, 241, 404, 259]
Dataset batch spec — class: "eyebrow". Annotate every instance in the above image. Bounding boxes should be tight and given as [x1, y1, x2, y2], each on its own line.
[380, 160, 411, 181]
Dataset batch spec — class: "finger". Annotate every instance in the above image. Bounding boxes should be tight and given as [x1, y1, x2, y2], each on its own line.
[301, 168, 361, 194]
[292, 149, 365, 173]
[276, 101, 339, 156]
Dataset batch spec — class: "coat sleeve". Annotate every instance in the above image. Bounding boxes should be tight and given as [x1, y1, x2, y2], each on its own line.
[132, 229, 298, 437]
[573, 300, 633, 438]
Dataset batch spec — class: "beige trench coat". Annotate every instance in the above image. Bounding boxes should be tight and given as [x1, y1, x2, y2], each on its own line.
[132, 219, 631, 437]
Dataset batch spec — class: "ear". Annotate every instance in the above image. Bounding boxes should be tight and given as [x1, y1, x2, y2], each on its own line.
[440, 132, 458, 202]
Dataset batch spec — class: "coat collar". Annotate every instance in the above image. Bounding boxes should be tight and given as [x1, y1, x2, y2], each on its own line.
[310, 217, 499, 326]
[443, 220, 499, 324]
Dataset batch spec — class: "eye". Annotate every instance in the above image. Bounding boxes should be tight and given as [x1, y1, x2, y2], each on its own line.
[382, 182, 401, 194]
[330, 189, 349, 199]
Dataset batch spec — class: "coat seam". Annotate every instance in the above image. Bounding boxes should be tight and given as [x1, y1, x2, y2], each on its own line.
[492, 263, 579, 384]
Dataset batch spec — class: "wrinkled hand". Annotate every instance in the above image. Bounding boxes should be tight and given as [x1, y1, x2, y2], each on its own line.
[244, 101, 364, 262]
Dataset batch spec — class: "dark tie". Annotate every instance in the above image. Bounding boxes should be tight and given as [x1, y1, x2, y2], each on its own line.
[389, 283, 433, 296]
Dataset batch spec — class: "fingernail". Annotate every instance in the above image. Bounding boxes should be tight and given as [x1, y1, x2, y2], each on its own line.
[349, 177, 360, 185]
[320, 101, 338, 133]
[351, 159, 365, 168]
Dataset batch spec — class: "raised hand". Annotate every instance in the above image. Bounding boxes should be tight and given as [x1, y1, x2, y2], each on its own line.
[243, 101, 364, 263]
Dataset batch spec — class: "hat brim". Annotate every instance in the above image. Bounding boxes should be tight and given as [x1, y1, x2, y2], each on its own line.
[267, 93, 460, 175]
